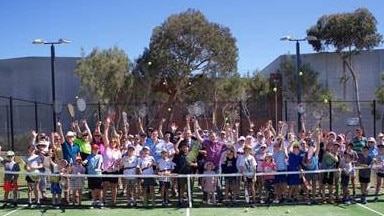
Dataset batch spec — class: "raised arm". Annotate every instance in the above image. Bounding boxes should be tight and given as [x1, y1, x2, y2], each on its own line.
[103, 118, 111, 148]
[193, 119, 204, 143]
[82, 119, 93, 142]
[158, 118, 166, 139]
[137, 117, 145, 134]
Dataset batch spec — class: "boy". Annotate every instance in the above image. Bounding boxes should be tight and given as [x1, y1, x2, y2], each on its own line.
[221, 147, 238, 206]
[84, 144, 103, 208]
[69, 156, 86, 206]
[374, 143, 384, 201]
[121, 145, 139, 207]
[239, 144, 257, 207]
[157, 149, 175, 206]
[358, 146, 373, 204]
[339, 152, 353, 205]
[137, 146, 157, 207]
[0, 148, 20, 208]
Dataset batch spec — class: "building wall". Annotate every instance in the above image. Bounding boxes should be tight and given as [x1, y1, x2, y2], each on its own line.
[262, 49, 384, 137]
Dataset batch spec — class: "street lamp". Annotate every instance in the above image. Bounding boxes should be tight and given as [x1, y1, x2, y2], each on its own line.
[32, 38, 71, 131]
[280, 35, 317, 132]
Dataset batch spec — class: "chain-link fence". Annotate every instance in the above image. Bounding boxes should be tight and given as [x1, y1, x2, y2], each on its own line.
[283, 100, 381, 140]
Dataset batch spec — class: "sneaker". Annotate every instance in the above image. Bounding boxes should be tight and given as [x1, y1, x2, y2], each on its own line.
[344, 200, 351, 205]
[273, 199, 279, 204]
[162, 201, 166, 207]
[361, 197, 367, 205]
[260, 200, 265, 204]
[373, 196, 379, 202]
[36, 203, 41, 208]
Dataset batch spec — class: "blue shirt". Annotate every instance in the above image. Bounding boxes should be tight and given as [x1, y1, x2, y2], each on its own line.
[86, 153, 103, 175]
[288, 153, 303, 171]
[273, 150, 287, 171]
[61, 141, 80, 164]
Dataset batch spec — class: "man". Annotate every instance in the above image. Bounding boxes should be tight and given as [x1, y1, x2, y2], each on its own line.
[352, 128, 367, 156]
[62, 131, 80, 164]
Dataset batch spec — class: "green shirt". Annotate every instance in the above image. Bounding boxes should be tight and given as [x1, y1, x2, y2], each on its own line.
[352, 136, 367, 154]
[74, 138, 91, 154]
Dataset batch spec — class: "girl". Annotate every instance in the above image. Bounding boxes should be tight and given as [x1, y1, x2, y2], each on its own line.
[69, 156, 86, 205]
[221, 147, 238, 205]
[202, 162, 217, 205]
[302, 136, 320, 205]
[374, 143, 384, 201]
[0, 148, 20, 208]
[239, 144, 257, 207]
[25, 144, 43, 208]
[261, 152, 276, 204]
[272, 139, 288, 204]
[84, 144, 103, 208]
[255, 144, 267, 203]
[320, 142, 339, 204]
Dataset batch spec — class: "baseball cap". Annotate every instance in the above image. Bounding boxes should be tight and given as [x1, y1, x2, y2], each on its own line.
[6, 151, 15, 157]
[127, 144, 135, 150]
[238, 136, 246, 141]
[143, 146, 150, 151]
[161, 148, 168, 153]
[260, 143, 267, 148]
[378, 133, 384, 138]
[91, 144, 99, 150]
[66, 131, 76, 137]
[368, 137, 376, 143]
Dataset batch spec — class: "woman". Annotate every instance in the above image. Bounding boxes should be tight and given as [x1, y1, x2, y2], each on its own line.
[101, 118, 122, 206]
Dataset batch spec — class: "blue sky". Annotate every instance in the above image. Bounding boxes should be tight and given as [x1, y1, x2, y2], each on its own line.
[0, 0, 383, 74]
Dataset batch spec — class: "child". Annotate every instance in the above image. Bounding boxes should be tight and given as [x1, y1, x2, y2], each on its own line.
[202, 161, 217, 205]
[302, 135, 320, 205]
[49, 160, 63, 209]
[319, 142, 339, 204]
[157, 149, 175, 206]
[121, 145, 139, 207]
[345, 142, 359, 198]
[272, 140, 288, 204]
[339, 152, 353, 205]
[137, 146, 157, 207]
[0, 148, 20, 208]
[221, 147, 238, 205]
[358, 146, 373, 204]
[25, 144, 43, 208]
[239, 144, 257, 207]
[374, 143, 384, 201]
[84, 144, 103, 208]
[261, 152, 276, 204]
[69, 156, 86, 206]
[287, 142, 304, 203]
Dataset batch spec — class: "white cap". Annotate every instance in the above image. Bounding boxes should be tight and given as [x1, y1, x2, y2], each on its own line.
[66, 131, 76, 137]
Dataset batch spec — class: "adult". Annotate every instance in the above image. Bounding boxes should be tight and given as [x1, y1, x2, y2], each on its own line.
[352, 128, 367, 156]
[73, 120, 93, 161]
[61, 131, 80, 165]
[101, 118, 122, 206]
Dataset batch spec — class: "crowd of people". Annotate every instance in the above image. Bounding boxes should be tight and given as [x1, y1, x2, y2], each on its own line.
[1, 116, 384, 209]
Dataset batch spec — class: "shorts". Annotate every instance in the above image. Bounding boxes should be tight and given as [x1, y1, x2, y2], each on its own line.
[51, 182, 62, 195]
[178, 178, 187, 188]
[3, 181, 18, 192]
[377, 173, 384, 178]
[274, 171, 287, 184]
[243, 177, 255, 183]
[102, 171, 119, 184]
[88, 177, 103, 190]
[322, 172, 334, 185]
[287, 174, 301, 186]
[359, 176, 370, 184]
[142, 178, 155, 187]
[341, 173, 350, 187]
[159, 181, 171, 188]
[125, 179, 136, 187]
[305, 173, 318, 182]
[225, 177, 236, 186]
[26, 176, 39, 183]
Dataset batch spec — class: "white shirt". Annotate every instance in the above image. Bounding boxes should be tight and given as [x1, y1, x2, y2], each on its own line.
[238, 154, 257, 178]
[157, 158, 175, 182]
[137, 155, 156, 175]
[122, 155, 139, 179]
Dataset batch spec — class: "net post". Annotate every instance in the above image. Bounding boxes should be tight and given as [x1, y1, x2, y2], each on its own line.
[187, 174, 192, 208]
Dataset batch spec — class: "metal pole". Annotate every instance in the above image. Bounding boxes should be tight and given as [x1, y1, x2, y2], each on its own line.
[296, 40, 302, 132]
[9, 97, 14, 151]
[329, 100, 332, 131]
[98, 101, 102, 121]
[51, 44, 57, 132]
[284, 100, 288, 122]
[34, 101, 39, 132]
[5, 105, 10, 149]
[373, 100, 377, 138]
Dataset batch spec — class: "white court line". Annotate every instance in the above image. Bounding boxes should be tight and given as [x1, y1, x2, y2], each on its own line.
[186, 207, 190, 216]
[357, 203, 384, 216]
[1, 205, 26, 216]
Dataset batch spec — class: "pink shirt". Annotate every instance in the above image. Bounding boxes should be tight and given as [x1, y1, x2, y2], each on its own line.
[261, 161, 276, 180]
[102, 147, 122, 172]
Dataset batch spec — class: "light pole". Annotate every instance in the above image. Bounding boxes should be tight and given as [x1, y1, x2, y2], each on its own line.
[32, 38, 71, 131]
[280, 35, 317, 132]
[273, 78, 278, 131]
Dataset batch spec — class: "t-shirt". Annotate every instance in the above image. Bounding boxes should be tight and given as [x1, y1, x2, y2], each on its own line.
[287, 153, 303, 171]
[137, 155, 156, 175]
[74, 138, 91, 155]
[353, 136, 367, 154]
[86, 153, 103, 175]
[376, 152, 384, 173]
[122, 155, 139, 178]
[102, 147, 122, 172]
[173, 153, 193, 174]
[2, 160, 20, 181]
[238, 154, 257, 178]
[261, 161, 276, 180]
[221, 156, 238, 174]
[157, 158, 175, 182]
[273, 150, 287, 171]
[61, 141, 80, 164]
[339, 158, 353, 175]
[358, 155, 373, 178]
